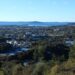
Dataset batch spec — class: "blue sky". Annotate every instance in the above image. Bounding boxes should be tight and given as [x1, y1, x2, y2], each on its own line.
[0, 0, 75, 22]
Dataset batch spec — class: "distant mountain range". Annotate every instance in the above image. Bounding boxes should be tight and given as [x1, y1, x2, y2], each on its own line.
[0, 21, 74, 26]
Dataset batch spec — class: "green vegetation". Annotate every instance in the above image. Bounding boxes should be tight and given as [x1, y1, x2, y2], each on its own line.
[0, 41, 75, 75]
[0, 71, 4, 75]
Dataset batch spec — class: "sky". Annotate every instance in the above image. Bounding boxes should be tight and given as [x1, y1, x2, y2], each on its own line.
[0, 0, 75, 22]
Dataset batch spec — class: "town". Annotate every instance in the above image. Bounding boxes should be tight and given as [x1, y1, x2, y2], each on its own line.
[0, 24, 75, 56]
[0, 23, 75, 75]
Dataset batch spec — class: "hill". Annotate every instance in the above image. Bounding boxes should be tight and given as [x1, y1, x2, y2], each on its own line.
[0, 21, 70, 26]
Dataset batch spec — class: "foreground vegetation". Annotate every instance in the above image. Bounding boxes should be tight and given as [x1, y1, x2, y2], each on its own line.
[0, 42, 75, 75]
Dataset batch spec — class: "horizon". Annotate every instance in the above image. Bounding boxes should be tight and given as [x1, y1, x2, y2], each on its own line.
[0, 0, 75, 22]
[0, 21, 75, 23]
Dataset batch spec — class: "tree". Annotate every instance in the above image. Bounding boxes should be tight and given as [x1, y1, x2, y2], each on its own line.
[69, 44, 75, 59]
